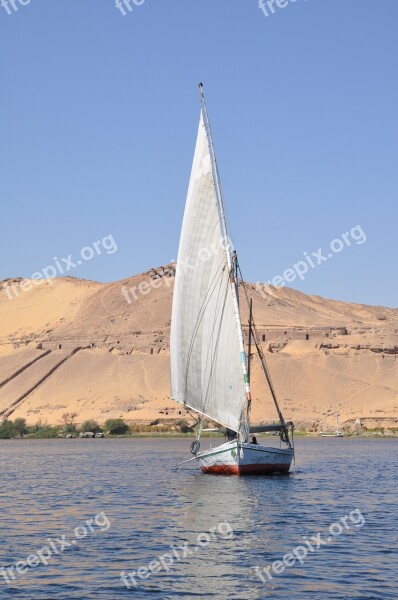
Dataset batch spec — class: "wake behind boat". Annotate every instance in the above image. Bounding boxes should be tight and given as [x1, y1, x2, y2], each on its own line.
[170, 84, 294, 475]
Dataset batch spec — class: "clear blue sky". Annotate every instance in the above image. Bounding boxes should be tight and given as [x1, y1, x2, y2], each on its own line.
[1, 0, 397, 307]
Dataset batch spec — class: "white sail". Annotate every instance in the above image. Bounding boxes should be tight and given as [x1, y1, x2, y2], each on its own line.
[170, 113, 246, 432]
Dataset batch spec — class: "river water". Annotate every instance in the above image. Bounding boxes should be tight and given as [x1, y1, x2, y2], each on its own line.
[0, 438, 396, 599]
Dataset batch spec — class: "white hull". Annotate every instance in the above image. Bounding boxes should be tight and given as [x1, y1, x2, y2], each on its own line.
[195, 440, 293, 475]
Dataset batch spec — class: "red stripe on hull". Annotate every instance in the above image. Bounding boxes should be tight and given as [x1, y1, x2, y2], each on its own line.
[201, 463, 291, 476]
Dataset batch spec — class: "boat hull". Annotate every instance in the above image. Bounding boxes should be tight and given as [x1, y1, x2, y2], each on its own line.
[196, 441, 293, 476]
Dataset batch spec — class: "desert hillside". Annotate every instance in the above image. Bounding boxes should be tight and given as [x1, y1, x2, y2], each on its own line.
[1, 267, 398, 432]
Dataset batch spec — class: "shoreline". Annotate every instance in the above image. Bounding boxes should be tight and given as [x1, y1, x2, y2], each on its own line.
[1, 431, 397, 440]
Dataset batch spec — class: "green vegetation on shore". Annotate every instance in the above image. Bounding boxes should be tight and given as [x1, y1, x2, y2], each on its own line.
[1, 415, 396, 440]
[0, 415, 197, 439]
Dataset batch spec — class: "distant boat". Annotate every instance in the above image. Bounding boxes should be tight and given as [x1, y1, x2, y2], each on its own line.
[170, 85, 295, 475]
[319, 412, 344, 437]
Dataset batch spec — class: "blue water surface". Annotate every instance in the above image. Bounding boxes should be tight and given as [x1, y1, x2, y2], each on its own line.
[0, 438, 396, 599]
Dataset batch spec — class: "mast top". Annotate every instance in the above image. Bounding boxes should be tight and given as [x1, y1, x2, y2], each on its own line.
[198, 82, 205, 103]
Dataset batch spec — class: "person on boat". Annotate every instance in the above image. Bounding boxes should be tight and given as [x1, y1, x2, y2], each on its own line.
[226, 428, 237, 442]
[251, 436, 259, 445]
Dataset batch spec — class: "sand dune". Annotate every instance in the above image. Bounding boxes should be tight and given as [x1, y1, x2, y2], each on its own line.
[1, 269, 397, 431]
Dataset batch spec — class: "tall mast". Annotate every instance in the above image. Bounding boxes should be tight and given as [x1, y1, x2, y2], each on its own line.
[245, 298, 253, 433]
[238, 263, 288, 430]
[198, 83, 251, 440]
[198, 84, 231, 270]
[252, 326, 286, 427]
[248, 299, 253, 384]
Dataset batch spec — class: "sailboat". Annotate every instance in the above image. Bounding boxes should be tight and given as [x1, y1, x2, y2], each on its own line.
[170, 84, 295, 475]
[319, 412, 344, 437]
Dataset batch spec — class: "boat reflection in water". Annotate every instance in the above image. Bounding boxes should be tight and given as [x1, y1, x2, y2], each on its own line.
[162, 464, 293, 599]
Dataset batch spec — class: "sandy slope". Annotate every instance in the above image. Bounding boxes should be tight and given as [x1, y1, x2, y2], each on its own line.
[1, 269, 397, 431]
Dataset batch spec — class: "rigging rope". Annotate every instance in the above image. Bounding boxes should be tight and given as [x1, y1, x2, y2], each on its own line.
[237, 264, 293, 449]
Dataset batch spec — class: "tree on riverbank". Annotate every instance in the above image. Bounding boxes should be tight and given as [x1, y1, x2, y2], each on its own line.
[104, 418, 129, 435]
[0, 419, 16, 439]
[80, 420, 102, 434]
